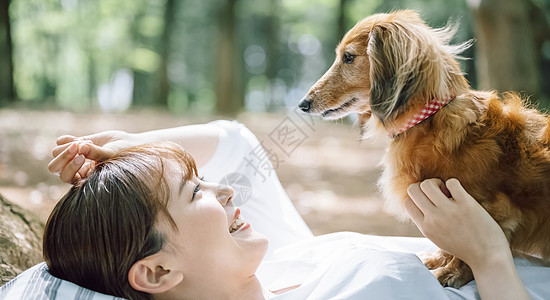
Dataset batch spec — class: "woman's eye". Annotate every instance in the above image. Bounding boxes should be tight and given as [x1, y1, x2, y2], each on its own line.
[191, 183, 201, 202]
[343, 51, 356, 64]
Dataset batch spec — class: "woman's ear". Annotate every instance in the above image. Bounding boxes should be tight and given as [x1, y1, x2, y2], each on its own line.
[128, 256, 184, 294]
[367, 24, 423, 122]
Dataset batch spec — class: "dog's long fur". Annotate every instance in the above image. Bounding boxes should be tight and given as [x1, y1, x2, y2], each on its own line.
[301, 10, 550, 287]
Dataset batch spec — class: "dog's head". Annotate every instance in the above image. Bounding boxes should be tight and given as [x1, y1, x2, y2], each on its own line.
[299, 10, 470, 131]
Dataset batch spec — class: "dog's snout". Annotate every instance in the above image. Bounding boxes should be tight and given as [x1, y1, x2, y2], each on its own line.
[299, 98, 312, 113]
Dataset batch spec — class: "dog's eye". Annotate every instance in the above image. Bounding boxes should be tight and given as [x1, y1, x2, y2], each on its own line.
[342, 51, 356, 64]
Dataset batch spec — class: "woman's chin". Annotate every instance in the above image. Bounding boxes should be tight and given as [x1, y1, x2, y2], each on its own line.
[233, 227, 269, 264]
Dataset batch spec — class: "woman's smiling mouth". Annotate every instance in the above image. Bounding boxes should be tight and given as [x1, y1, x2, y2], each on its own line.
[230, 208, 249, 234]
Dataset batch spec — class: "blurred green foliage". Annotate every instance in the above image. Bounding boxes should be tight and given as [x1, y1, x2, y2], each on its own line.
[6, 0, 550, 113]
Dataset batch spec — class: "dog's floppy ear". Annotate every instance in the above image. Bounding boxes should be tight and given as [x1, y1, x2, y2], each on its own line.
[367, 24, 422, 122]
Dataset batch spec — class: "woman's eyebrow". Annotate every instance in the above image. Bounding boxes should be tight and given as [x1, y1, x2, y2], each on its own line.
[179, 178, 187, 196]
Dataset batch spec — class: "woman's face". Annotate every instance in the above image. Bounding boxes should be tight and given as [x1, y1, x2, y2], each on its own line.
[158, 160, 268, 292]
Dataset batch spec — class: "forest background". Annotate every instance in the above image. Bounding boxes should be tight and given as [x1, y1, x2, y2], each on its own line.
[0, 0, 549, 248]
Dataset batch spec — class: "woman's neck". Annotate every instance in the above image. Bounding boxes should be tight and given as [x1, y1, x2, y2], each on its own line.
[157, 274, 266, 300]
[240, 275, 266, 300]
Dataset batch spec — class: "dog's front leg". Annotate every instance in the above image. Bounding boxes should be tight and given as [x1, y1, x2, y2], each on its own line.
[422, 250, 474, 288]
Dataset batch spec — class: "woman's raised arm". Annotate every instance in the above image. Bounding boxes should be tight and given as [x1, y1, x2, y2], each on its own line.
[48, 124, 221, 183]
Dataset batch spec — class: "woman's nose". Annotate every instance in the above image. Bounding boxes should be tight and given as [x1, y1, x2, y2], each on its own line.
[216, 184, 234, 206]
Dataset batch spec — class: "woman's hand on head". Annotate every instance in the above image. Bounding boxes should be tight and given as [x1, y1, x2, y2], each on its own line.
[48, 130, 134, 183]
[404, 178, 510, 269]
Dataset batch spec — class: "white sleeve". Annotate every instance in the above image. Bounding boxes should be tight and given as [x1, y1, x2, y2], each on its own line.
[199, 120, 313, 258]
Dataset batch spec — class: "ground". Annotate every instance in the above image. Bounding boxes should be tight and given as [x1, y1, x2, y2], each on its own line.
[0, 107, 421, 237]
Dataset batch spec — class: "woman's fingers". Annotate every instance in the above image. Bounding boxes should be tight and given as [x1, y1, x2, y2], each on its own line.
[50, 131, 125, 183]
[56, 135, 96, 145]
[78, 143, 118, 161]
[48, 143, 78, 174]
[49, 141, 99, 183]
[51, 131, 128, 184]
[58, 154, 86, 183]
[52, 139, 93, 158]
[50, 138, 114, 183]
[56, 135, 77, 146]
[419, 178, 452, 207]
[51, 143, 71, 158]
[407, 182, 436, 214]
[406, 178, 455, 225]
[403, 196, 424, 223]
[445, 178, 471, 204]
[77, 160, 96, 178]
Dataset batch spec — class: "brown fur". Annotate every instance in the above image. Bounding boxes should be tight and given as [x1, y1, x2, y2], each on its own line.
[301, 10, 550, 287]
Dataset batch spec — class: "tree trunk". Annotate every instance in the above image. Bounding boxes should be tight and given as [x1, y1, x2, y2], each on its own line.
[155, 0, 177, 107]
[468, 0, 543, 97]
[87, 52, 97, 107]
[265, 0, 279, 111]
[215, 0, 243, 116]
[0, 0, 15, 106]
[0, 194, 43, 285]
[130, 9, 152, 106]
[337, 0, 349, 41]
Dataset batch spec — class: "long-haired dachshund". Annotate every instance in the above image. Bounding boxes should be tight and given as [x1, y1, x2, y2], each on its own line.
[299, 10, 550, 287]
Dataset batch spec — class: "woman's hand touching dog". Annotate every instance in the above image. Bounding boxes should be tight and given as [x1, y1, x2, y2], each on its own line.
[405, 178, 530, 300]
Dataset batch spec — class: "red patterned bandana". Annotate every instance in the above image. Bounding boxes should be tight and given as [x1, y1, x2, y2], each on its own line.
[390, 95, 455, 139]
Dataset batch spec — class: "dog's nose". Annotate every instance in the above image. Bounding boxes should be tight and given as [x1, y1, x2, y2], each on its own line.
[298, 98, 312, 113]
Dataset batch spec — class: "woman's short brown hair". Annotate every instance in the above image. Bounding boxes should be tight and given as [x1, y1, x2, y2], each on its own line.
[43, 142, 197, 299]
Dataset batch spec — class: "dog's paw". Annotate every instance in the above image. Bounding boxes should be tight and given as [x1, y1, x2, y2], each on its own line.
[431, 266, 474, 288]
[419, 252, 449, 270]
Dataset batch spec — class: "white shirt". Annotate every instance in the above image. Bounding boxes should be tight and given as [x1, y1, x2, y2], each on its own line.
[2, 120, 549, 300]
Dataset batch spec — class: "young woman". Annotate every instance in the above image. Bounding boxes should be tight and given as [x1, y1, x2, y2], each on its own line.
[2, 121, 540, 299]
[44, 142, 269, 299]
